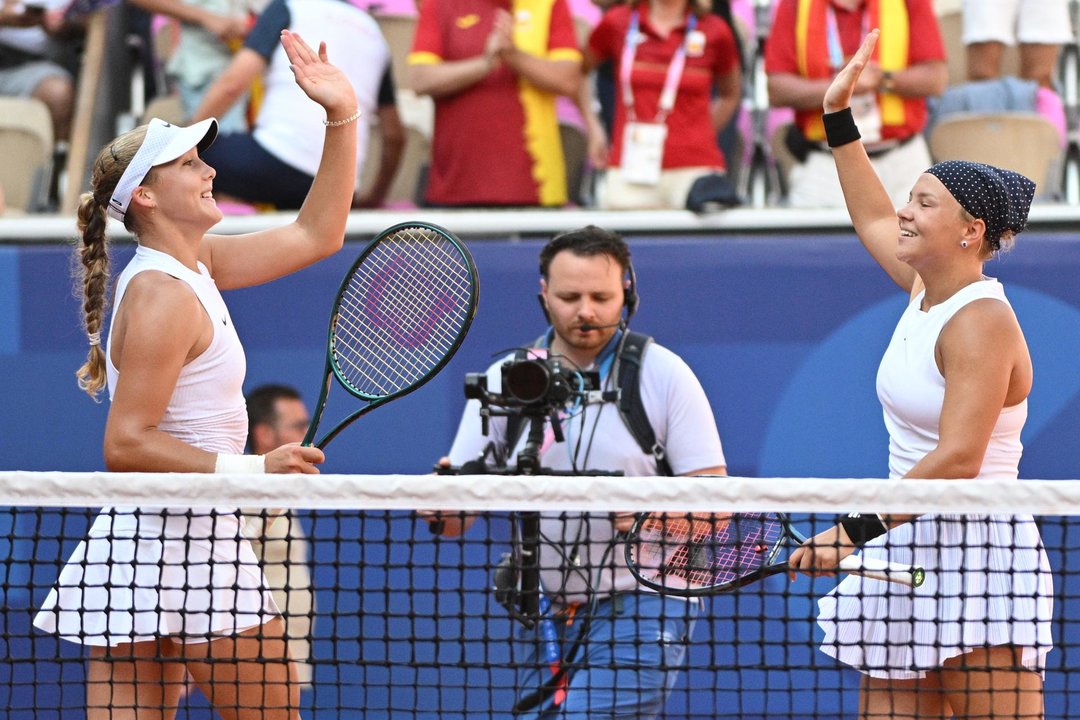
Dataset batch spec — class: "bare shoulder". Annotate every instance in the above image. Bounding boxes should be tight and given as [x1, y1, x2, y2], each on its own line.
[119, 270, 204, 336]
[940, 297, 1027, 362]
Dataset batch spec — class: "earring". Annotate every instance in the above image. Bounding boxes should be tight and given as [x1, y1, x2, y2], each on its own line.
[961, 240, 969, 249]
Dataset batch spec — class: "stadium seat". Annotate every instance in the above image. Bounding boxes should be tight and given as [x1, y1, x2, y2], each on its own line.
[927, 112, 1061, 197]
[0, 97, 55, 214]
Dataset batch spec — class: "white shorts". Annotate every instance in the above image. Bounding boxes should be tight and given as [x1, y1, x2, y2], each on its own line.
[962, 0, 1074, 46]
[597, 166, 718, 210]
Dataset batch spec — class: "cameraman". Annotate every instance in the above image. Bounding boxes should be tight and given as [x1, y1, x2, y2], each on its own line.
[427, 226, 727, 719]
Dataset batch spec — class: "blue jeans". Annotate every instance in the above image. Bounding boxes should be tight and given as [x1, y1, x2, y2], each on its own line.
[513, 593, 699, 720]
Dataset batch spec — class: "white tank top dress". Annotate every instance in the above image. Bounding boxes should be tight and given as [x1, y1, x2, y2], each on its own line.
[34, 245, 278, 646]
[817, 279, 1054, 679]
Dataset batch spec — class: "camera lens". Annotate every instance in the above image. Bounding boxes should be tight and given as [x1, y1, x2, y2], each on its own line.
[503, 360, 551, 404]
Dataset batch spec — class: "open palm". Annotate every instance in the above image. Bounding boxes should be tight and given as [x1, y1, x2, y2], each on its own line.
[280, 30, 358, 117]
[823, 30, 879, 114]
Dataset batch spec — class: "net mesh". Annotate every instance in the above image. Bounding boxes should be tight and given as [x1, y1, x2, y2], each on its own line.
[1, 472, 1076, 719]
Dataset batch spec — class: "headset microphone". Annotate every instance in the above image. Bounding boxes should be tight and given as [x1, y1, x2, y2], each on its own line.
[579, 321, 623, 332]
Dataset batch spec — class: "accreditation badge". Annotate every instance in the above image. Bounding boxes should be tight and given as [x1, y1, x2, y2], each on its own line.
[621, 121, 667, 186]
[686, 30, 705, 57]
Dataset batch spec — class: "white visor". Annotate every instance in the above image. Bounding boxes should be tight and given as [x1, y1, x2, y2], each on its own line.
[107, 117, 219, 222]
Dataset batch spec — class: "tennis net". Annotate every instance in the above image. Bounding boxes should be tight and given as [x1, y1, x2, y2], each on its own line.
[1, 471, 1076, 719]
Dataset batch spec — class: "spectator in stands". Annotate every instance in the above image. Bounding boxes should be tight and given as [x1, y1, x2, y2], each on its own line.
[408, 0, 582, 207]
[128, 0, 256, 134]
[245, 384, 317, 688]
[0, 0, 77, 200]
[192, 0, 404, 209]
[584, 0, 742, 210]
[764, 0, 947, 209]
[964, 0, 1073, 90]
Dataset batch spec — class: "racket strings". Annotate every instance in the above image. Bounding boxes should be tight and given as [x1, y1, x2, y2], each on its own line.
[634, 513, 784, 588]
[333, 232, 475, 397]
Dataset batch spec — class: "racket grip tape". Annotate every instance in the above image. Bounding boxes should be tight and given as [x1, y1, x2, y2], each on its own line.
[838, 555, 926, 588]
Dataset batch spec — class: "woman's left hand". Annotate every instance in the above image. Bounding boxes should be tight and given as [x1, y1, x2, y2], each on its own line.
[787, 524, 857, 580]
[280, 29, 359, 120]
[823, 29, 878, 114]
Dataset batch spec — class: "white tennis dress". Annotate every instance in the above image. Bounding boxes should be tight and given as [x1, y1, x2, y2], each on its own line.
[34, 245, 278, 646]
[818, 279, 1054, 679]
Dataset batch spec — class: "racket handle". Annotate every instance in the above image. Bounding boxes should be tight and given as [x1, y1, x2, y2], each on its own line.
[838, 555, 926, 588]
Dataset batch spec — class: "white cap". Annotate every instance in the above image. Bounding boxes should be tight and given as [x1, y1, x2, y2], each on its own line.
[107, 117, 219, 222]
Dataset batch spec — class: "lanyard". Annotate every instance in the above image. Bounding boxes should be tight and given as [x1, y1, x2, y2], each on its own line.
[825, 4, 870, 72]
[542, 328, 621, 383]
[619, 9, 698, 123]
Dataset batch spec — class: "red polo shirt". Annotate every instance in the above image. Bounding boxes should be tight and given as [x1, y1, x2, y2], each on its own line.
[589, 4, 739, 170]
[410, 0, 580, 206]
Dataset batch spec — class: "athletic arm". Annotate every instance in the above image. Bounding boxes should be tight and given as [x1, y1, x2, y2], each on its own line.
[200, 31, 357, 290]
[824, 31, 917, 291]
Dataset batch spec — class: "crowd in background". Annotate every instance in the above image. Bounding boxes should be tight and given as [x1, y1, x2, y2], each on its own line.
[0, 0, 1076, 214]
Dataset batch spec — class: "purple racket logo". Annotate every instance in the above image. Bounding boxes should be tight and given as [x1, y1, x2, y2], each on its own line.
[362, 253, 456, 349]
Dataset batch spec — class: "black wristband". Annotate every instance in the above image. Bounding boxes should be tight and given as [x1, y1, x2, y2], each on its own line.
[838, 512, 888, 547]
[823, 107, 861, 148]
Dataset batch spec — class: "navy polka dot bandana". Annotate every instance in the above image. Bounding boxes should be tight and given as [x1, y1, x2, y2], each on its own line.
[925, 160, 1036, 249]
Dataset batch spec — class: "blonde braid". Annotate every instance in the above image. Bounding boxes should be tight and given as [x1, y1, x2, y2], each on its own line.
[72, 125, 150, 399]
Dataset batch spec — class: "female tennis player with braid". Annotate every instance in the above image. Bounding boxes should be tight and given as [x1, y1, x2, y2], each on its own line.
[788, 31, 1053, 720]
[34, 31, 357, 720]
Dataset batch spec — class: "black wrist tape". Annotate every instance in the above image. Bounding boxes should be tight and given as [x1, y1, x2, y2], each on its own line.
[823, 108, 861, 148]
[838, 512, 888, 547]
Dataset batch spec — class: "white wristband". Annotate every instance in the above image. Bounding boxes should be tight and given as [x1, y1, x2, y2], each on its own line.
[214, 453, 266, 474]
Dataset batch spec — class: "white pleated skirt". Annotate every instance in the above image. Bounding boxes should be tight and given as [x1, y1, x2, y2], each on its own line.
[34, 508, 280, 647]
[818, 513, 1054, 679]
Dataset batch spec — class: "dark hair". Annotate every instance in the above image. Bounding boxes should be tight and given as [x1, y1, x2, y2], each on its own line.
[539, 225, 631, 279]
[245, 383, 303, 450]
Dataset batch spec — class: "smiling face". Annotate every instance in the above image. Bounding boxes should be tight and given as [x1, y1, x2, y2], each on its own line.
[539, 250, 626, 368]
[895, 173, 981, 268]
[134, 147, 222, 230]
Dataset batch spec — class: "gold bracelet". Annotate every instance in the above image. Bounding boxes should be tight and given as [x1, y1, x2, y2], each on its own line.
[323, 109, 361, 127]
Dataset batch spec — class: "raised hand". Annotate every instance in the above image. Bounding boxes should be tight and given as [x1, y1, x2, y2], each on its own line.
[823, 29, 879, 114]
[280, 29, 358, 121]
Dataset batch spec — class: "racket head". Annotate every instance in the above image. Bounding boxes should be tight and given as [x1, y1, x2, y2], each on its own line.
[625, 511, 794, 596]
[328, 221, 479, 401]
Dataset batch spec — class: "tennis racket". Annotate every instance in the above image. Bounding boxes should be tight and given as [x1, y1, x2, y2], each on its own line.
[302, 221, 479, 449]
[625, 511, 925, 596]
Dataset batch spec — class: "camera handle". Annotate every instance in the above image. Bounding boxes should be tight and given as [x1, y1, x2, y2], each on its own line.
[516, 414, 548, 619]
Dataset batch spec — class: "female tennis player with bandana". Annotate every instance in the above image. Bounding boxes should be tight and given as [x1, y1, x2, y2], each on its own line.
[788, 31, 1054, 719]
[33, 31, 357, 719]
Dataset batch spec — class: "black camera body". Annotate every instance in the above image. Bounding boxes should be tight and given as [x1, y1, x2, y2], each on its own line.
[465, 355, 600, 413]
